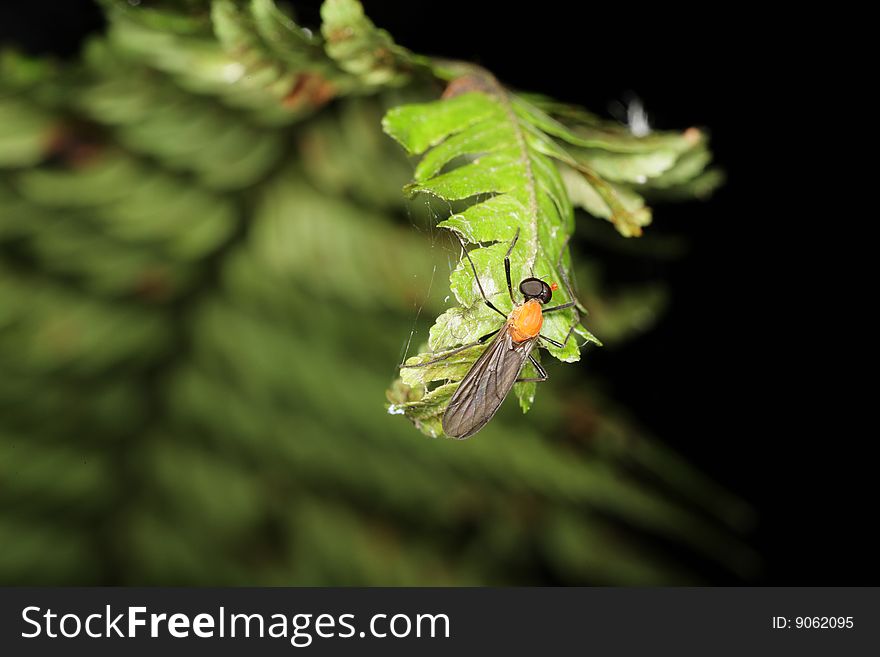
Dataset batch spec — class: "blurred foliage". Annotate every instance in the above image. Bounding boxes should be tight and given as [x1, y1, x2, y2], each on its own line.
[1, 0, 750, 585]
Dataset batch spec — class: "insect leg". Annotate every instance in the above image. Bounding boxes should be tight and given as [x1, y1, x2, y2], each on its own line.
[539, 317, 582, 350]
[453, 232, 507, 319]
[517, 353, 548, 383]
[542, 300, 576, 314]
[541, 236, 589, 351]
[538, 334, 565, 349]
[399, 328, 501, 368]
[503, 228, 520, 305]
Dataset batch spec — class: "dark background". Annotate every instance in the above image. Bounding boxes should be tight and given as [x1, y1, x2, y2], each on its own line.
[0, 1, 867, 584]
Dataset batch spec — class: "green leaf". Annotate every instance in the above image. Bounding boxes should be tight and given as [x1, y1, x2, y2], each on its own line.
[560, 164, 652, 237]
[512, 95, 720, 233]
[320, 0, 412, 87]
[250, 0, 326, 67]
[0, 98, 53, 168]
[382, 74, 715, 437]
[210, 0, 341, 110]
[512, 95, 696, 154]
[383, 80, 598, 436]
[574, 149, 679, 183]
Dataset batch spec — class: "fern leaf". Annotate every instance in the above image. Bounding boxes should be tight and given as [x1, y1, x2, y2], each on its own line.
[383, 74, 602, 434]
[320, 0, 413, 87]
[515, 95, 720, 234]
[382, 68, 719, 436]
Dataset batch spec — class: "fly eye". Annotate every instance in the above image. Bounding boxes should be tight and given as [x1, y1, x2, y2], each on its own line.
[519, 278, 541, 297]
[519, 277, 553, 303]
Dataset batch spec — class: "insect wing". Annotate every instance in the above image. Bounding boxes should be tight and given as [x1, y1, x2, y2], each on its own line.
[442, 329, 535, 439]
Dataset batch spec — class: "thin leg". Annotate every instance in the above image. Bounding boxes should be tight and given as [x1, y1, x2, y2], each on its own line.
[539, 334, 565, 349]
[539, 316, 581, 350]
[517, 353, 548, 383]
[454, 232, 507, 319]
[400, 328, 500, 368]
[503, 228, 520, 305]
[542, 300, 576, 314]
[540, 238, 587, 352]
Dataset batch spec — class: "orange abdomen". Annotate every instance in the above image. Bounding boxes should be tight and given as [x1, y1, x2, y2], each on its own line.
[508, 299, 543, 343]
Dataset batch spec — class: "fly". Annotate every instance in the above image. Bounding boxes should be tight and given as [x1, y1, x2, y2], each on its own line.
[402, 229, 580, 439]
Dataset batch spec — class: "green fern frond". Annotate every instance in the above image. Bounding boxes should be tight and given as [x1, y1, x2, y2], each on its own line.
[381, 67, 717, 437]
[382, 78, 593, 433]
[96, 0, 418, 122]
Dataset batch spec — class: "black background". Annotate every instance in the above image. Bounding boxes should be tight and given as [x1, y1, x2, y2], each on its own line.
[0, 1, 869, 584]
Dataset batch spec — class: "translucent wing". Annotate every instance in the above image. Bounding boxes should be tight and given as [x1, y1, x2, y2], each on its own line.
[442, 328, 535, 439]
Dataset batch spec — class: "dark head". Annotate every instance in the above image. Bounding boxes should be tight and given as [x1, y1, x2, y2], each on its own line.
[519, 277, 558, 304]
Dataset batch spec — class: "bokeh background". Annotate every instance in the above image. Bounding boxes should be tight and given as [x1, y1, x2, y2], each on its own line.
[0, 1, 869, 585]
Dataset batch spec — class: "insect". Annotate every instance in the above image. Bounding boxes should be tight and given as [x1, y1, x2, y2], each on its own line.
[403, 229, 581, 439]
